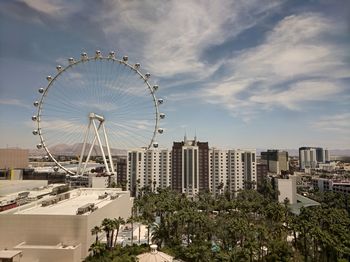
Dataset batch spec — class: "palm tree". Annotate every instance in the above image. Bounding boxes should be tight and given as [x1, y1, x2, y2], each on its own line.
[101, 218, 114, 249]
[127, 216, 135, 245]
[113, 217, 126, 247]
[88, 241, 105, 257]
[91, 225, 102, 244]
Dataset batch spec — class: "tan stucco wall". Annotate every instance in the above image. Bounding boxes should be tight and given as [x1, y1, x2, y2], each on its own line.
[0, 214, 87, 249]
[13, 244, 81, 262]
[0, 149, 29, 169]
[0, 192, 133, 261]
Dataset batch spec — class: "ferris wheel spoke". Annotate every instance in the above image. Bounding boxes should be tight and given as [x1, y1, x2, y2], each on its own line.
[108, 121, 154, 141]
[42, 122, 85, 146]
[111, 103, 156, 116]
[107, 129, 150, 149]
[110, 63, 147, 106]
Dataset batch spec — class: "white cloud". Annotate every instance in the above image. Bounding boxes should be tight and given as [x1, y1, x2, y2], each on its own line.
[201, 13, 349, 116]
[22, 0, 64, 15]
[101, 0, 284, 78]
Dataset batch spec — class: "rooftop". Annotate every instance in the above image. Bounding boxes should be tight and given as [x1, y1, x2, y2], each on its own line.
[137, 245, 174, 262]
[0, 250, 22, 259]
[0, 182, 66, 206]
[289, 194, 320, 215]
[2, 188, 128, 216]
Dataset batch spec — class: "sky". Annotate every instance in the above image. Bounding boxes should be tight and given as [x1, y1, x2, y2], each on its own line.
[0, 0, 349, 150]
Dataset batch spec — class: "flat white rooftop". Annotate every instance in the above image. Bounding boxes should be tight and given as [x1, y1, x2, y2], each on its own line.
[13, 188, 125, 216]
[0, 180, 49, 197]
[0, 250, 22, 258]
[0, 183, 66, 204]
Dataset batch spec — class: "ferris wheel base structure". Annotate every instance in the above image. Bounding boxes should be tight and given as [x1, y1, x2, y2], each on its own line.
[76, 112, 115, 177]
[31, 50, 165, 181]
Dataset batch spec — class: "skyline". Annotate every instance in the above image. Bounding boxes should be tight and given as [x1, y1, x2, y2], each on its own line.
[0, 0, 350, 150]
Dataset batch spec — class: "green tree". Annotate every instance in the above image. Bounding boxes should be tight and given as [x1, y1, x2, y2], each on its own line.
[101, 218, 114, 249]
[113, 217, 125, 247]
[91, 225, 102, 244]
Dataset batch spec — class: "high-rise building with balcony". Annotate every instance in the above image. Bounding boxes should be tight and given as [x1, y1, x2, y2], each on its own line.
[127, 148, 171, 196]
[209, 148, 228, 196]
[171, 136, 209, 195]
[209, 148, 257, 195]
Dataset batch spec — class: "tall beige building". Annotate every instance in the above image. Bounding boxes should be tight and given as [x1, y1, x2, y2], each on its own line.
[209, 148, 257, 195]
[127, 148, 171, 196]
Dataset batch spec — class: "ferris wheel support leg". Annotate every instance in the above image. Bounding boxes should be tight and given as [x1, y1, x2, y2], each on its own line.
[81, 135, 97, 176]
[77, 120, 92, 175]
[81, 122, 102, 175]
[92, 120, 111, 176]
[102, 123, 115, 176]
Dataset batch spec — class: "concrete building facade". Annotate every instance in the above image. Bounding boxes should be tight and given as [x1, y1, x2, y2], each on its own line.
[209, 148, 228, 196]
[299, 147, 330, 170]
[260, 150, 289, 174]
[312, 178, 350, 195]
[256, 163, 268, 190]
[273, 176, 297, 204]
[209, 148, 257, 195]
[0, 148, 29, 170]
[127, 149, 171, 196]
[171, 137, 209, 195]
[0, 188, 133, 262]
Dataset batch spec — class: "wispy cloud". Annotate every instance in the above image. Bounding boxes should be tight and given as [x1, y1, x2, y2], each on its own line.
[0, 98, 31, 109]
[201, 13, 350, 118]
[100, 0, 284, 78]
[312, 113, 350, 133]
[23, 0, 63, 14]
[249, 80, 343, 111]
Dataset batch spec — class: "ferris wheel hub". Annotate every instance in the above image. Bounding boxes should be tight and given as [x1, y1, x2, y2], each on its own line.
[89, 112, 105, 122]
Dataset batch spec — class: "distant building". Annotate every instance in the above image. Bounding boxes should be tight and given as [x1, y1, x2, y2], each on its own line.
[260, 150, 289, 174]
[256, 163, 268, 190]
[172, 136, 209, 195]
[299, 147, 330, 170]
[0, 148, 29, 170]
[127, 148, 171, 196]
[312, 178, 350, 195]
[116, 157, 127, 187]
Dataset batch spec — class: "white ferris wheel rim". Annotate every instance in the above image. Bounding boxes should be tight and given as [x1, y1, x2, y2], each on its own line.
[32, 51, 164, 175]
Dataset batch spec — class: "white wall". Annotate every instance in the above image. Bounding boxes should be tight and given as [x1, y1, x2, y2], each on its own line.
[277, 176, 296, 204]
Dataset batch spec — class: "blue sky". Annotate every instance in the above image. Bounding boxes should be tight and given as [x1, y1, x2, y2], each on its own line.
[0, 0, 349, 150]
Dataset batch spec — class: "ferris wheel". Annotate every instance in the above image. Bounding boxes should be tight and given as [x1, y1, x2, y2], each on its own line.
[32, 50, 165, 176]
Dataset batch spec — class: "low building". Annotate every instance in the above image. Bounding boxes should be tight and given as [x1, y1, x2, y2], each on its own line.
[271, 175, 320, 214]
[312, 178, 350, 195]
[0, 188, 133, 262]
[273, 175, 297, 204]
